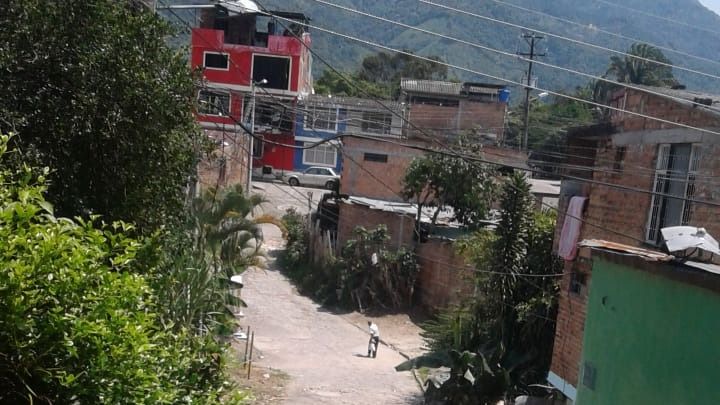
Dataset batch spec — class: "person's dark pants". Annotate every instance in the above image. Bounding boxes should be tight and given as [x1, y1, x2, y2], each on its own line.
[368, 336, 379, 358]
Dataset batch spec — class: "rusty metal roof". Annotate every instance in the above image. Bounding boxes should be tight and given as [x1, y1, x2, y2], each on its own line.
[578, 239, 674, 262]
[304, 94, 403, 111]
[400, 79, 504, 96]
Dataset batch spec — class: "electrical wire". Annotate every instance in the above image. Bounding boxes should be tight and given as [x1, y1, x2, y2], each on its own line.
[419, 0, 720, 82]
[593, 0, 720, 37]
[264, 13, 720, 139]
[487, 0, 720, 67]
[309, 0, 720, 110]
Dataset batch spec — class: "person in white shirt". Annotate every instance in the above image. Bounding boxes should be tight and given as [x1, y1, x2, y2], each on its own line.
[367, 321, 380, 358]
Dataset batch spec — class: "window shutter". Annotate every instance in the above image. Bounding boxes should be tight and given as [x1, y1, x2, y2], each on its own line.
[646, 144, 671, 242]
[681, 145, 701, 225]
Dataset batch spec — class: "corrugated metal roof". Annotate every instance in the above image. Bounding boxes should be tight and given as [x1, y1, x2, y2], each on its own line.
[578, 239, 673, 262]
[401, 79, 464, 96]
[304, 94, 403, 111]
[401, 79, 505, 96]
[579, 239, 720, 278]
[342, 196, 456, 224]
[528, 179, 561, 196]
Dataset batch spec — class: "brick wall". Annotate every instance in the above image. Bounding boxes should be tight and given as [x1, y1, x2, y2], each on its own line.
[340, 136, 426, 201]
[569, 90, 720, 247]
[336, 201, 415, 250]
[416, 238, 475, 312]
[685, 143, 720, 238]
[549, 255, 593, 389]
[406, 101, 506, 141]
[611, 89, 720, 132]
[197, 129, 251, 192]
[579, 140, 657, 246]
[549, 91, 720, 393]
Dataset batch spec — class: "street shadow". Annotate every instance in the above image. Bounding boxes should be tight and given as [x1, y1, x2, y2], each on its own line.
[360, 306, 430, 326]
[404, 393, 425, 405]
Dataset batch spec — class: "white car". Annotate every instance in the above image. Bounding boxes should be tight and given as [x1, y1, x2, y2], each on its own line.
[283, 167, 339, 189]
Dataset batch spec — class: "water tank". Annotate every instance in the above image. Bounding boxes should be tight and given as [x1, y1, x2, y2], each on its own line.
[499, 88, 511, 103]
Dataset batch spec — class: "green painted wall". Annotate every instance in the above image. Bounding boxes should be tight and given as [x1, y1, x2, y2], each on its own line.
[576, 258, 720, 404]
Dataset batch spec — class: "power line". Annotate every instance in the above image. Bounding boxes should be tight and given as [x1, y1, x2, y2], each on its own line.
[309, 0, 720, 112]
[168, 4, 720, 230]
[593, 0, 720, 37]
[518, 33, 545, 151]
[487, 0, 720, 67]
[264, 14, 720, 138]
[418, 0, 720, 82]
[190, 5, 720, 210]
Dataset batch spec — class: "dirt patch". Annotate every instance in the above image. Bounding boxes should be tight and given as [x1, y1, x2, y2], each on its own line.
[229, 359, 290, 404]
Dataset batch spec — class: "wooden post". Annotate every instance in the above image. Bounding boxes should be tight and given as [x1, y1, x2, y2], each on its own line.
[247, 331, 255, 379]
[243, 325, 251, 364]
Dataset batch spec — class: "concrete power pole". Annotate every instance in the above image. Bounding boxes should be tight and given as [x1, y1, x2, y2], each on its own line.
[518, 33, 545, 151]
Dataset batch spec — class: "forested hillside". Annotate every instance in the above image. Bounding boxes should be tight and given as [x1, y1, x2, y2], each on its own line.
[168, 0, 720, 94]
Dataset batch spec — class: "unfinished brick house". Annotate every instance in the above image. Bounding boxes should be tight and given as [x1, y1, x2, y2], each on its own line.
[400, 78, 509, 143]
[549, 85, 720, 403]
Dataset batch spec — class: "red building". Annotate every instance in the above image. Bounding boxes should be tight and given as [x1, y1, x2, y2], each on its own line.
[190, 0, 313, 185]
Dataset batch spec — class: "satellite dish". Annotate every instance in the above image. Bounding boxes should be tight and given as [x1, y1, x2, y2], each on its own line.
[661, 226, 720, 255]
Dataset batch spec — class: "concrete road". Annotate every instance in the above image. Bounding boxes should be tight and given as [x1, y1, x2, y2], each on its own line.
[251, 180, 327, 218]
[239, 224, 422, 404]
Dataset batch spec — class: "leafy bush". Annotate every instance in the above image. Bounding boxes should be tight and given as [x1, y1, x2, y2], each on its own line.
[0, 136, 244, 404]
[406, 174, 562, 402]
[281, 208, 309, 268]
[337, 226, 419, 310]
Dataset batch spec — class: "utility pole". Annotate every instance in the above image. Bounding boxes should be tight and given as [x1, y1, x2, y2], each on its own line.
[518, 33, 545, 151]
[247, 79, 267, 194]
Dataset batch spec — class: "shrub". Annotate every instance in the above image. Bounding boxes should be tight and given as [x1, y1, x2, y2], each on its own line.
[0, 135, 243, 404]
[281, 208, 309, 268]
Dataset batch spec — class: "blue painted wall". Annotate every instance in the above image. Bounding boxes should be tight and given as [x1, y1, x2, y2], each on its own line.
[293, 107, 345, 172]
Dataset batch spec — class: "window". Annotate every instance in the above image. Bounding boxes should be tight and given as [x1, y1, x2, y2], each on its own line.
[252, 55, 290, 90]
[364, 153, 388, 163]
[302, 143, 337, 167]
[646, 143, 700, 243]
[251, 100, 293, 132]
[203, 52, 229, 70]
[252, 135, 263, 158]
[569, 272, 586, 295]
[198, 90, 230, 116]
[306, 106, 338, 132]
[361, 111, 392, 135]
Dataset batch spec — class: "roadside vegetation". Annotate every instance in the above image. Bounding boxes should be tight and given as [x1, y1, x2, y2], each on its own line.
[0, 1, 266, 403]
[281, 209, 419, 311]
[397, 173, 562, 404]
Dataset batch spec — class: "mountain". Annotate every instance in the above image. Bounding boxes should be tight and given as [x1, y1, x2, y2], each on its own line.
[167, 0, 720, 96]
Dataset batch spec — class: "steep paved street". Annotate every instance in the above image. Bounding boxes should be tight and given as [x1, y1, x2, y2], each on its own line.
[238, 222, 422, 404]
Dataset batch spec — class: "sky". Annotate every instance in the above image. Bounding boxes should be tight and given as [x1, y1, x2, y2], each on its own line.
[699, 0, 720, 15]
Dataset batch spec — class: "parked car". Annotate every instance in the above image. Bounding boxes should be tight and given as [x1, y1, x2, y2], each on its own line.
[282, 167, 339, 189]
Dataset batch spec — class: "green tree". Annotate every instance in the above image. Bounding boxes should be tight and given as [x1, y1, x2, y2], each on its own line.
[314, 51, 448, 99]
[314, 70, 391, 99]
[0, 0, 201, 233]
[0, 135, 244, 404]
[402, 152, 495, 233]
[399, 173, 562, 402]
[191, 185, 271, 275]
[606, 43, 678, 87]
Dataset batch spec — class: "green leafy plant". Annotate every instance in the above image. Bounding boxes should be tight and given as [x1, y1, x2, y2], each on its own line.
[0, 135, 245, 404]
[403, 173, 562, 402]
[402, 152, 496, 234]
[338, 226, 419, 310]
[281, 208, 309, 268]
[0, 0, 202, 233]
